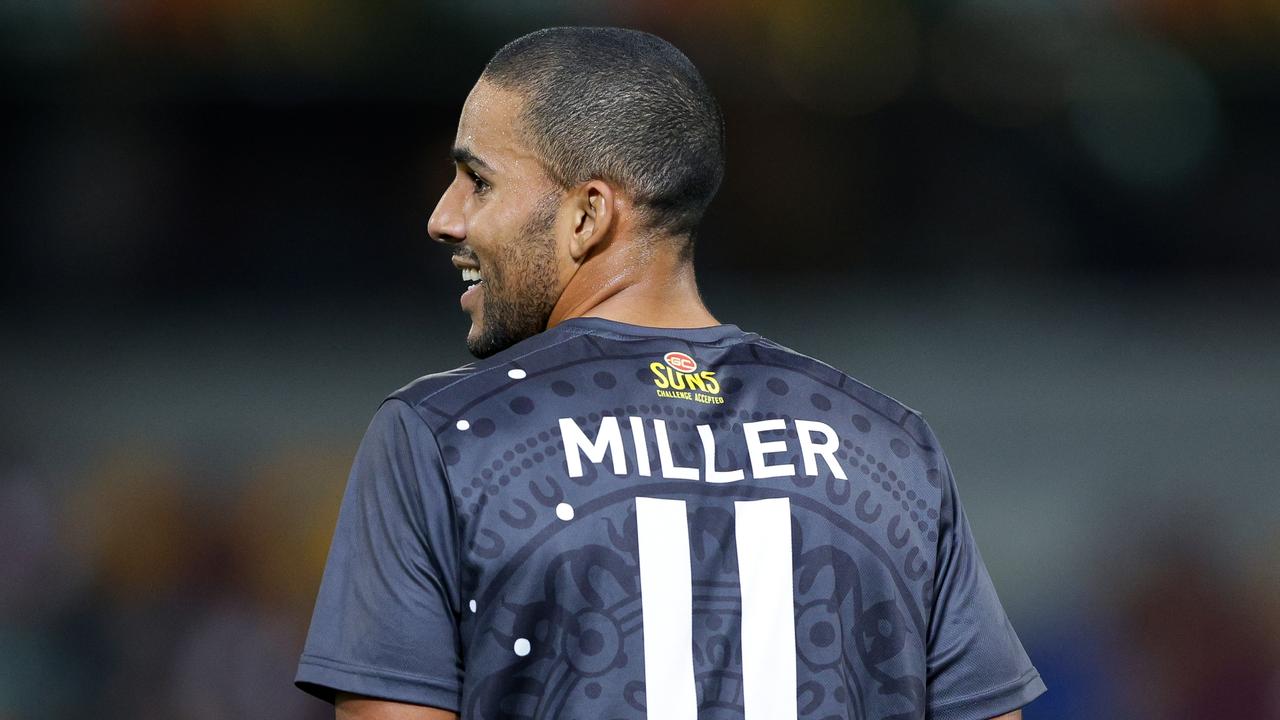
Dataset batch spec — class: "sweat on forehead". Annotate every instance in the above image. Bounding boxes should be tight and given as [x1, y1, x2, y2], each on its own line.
[453, 82, 551, 179]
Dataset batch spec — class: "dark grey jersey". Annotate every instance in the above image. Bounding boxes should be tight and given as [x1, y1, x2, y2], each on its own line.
[296, 317, 1046, 719]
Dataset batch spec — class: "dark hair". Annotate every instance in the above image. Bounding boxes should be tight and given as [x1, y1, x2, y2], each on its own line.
[482, 27, 725, 250]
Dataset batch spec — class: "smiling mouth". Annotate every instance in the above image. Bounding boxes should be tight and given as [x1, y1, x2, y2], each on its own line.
[458, 265, 485, 314]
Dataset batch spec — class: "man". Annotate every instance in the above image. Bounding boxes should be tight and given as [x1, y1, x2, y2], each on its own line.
[296, 26, 1046, 720]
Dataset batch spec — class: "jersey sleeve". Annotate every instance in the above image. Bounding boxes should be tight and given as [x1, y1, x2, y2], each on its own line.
[295, 398, 463, 711]
[925, 452, 1047, 719]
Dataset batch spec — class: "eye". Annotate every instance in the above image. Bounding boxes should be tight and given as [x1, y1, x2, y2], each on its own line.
[468, 170, 490, 195]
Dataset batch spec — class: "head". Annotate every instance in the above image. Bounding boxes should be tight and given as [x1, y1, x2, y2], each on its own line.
[427, 26, 725, 358]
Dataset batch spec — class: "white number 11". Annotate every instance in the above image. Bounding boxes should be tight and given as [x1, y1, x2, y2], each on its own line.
[635, 496, 798, 720]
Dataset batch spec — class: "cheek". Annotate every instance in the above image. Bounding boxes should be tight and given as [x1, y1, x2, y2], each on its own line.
[477, 199, 560, 289]
[467, 219, 512, 271]
[481, 241, 521, 291]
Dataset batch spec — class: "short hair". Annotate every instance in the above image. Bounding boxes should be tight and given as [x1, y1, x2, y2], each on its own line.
[481, 27, 726, 250]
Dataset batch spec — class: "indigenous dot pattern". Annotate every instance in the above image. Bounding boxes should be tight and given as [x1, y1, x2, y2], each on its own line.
[402, 326, 956, 720]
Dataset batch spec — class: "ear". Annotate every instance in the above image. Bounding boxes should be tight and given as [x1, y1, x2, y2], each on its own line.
[566, 180, 616, 263]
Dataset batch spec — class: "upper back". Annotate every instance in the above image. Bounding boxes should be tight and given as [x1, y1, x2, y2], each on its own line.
[392, 316, 948, 720]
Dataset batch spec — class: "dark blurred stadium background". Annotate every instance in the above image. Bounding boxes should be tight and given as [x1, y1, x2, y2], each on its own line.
[2, 0, 1278, 717]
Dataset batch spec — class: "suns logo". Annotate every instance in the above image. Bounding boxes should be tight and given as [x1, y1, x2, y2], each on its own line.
[650, 352, 724, 404]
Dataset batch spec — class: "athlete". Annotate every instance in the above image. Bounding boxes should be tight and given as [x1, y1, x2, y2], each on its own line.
[296, 26, 1046, 720]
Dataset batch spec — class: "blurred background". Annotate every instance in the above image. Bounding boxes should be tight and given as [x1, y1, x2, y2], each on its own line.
[3, 0, 1279, 717]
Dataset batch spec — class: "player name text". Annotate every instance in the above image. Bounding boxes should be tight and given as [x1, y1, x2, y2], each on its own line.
[558, 416, 848, 482]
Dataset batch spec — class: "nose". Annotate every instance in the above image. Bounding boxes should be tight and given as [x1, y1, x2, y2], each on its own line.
[427, 181, 466, 245]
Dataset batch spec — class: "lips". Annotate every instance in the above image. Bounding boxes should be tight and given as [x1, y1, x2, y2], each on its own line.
[460, 279, 483, 312]
[452, 255, 483, 313]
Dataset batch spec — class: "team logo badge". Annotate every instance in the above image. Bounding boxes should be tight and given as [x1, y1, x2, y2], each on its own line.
[663, 351, 697, 373]
[650, 351, 724, 405]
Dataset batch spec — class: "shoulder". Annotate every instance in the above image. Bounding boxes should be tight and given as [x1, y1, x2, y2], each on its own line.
[745, 334, 943, 456]
[391, 364, 485, 410]
[385, 326, 595, 431]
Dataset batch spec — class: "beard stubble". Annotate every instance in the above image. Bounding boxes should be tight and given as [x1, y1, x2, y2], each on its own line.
[466, 194, 561, 359]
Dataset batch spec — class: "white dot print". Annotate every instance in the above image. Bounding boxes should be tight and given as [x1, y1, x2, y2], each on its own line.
[514, 638, 531, 656]
[555, 503, 575, 521]
[507, 368, 527, 379]
[469, 599, 477, 613]
[455, 419, 470, 431]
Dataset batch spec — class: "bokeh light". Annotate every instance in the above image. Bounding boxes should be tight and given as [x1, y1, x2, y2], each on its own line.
[2, 0, 1278, 717]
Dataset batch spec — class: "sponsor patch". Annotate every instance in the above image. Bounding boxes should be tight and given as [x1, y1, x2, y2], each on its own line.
[650, 351, 724, 405]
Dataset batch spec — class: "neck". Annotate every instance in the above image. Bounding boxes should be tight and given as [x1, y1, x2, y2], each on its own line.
[547, 242, 719, 329]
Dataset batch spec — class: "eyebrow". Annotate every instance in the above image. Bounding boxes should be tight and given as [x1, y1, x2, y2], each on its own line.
[450, 146, 496, 175]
